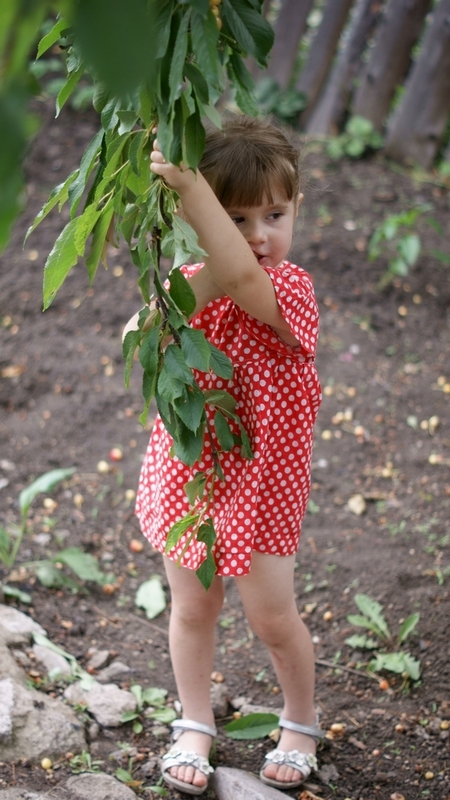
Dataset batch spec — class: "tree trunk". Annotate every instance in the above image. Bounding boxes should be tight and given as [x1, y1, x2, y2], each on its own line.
[296, 0, 356, 127]
[384, 0, 450, 169]
[264, 0, 314, 91]
[352, 0, 432, 130]
[305, 0, 386, 135]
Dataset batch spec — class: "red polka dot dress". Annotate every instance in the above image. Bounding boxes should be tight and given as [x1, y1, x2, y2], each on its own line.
[135, 261, 321, 577]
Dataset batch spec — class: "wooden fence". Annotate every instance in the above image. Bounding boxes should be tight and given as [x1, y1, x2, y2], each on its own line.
[253, 0, 450, 170]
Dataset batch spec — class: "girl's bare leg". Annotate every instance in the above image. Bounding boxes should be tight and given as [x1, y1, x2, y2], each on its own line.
[236, 552, 317, 785]
[163, 557, 224, 789]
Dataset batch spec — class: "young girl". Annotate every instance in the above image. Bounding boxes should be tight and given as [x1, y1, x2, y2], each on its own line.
[128, 115, 322, 795]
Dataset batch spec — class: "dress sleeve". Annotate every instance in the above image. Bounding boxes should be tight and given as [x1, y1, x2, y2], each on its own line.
[264, 262, 320, 355]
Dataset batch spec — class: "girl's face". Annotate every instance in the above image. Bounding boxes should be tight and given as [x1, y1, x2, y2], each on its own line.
[225, 190, 303, 269]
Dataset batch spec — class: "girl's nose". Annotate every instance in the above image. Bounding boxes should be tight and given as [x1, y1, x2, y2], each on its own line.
[246, 221, 267, 244]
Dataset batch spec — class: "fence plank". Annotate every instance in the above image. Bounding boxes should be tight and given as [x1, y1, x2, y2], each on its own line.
[352, 0, 432, 130]
[305, 0, 386, 135]
[296, 0, 356, 127]
[265, 0, 314, 91]
[384, 0, 450, 168]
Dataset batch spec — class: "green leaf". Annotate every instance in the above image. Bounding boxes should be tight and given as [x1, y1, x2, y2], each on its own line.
[55, 547, 109, 584]
[346, 115, 374, 138]
[196, 550, 216, 590]
[84, 202, 115, 282]
[35, 562, 71, 589]
[180, 328, 211, 371]
[24, 170, 79, 242]
[183, 109, 206, 170]
[164, 344, 195, 384]
[19, 468, 76, 520]
[225, 713, 279, 740]
[190, 8, 220, 82]
[221, 0, 274, 65]
[169, 267, 197, 316]
[398, 234, 420, 266]
[74, 0, 158, 97]
[123, 329, 141, 388]
[184, 62, 209, 105]
[157, 365, 186, 403]
[56, 65, 85, 117]
[184, 471, 207, 506]
[397, 613, 420, 645]
[139, 323, 160, 378]
[36, 18, 68, 59]
[345, 634, 379, 650]
[353, 594, 391, 640]
[174, 384, 205, 433]
[389, 256, 409, 277]
[2, 584, 32, 603]
[165, 513, 200, 552]
[214, 410, 235, 451]
[135, 576, 167, 619]
[142, 687, 168, 706]
[208, 344, 233, 380]
[369, 652, 420, 680]
[147, 706, 177, 723]
[68, 129, 104, 217]
[116, 767, 134, 783]
[169, 8, 190, 106]
[204, 389, 237, 413]
[43, 219, 81, 309]
[173, 418, 205, 466]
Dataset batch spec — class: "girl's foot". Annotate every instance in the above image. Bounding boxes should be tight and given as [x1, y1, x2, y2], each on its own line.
[261, 728, 316, 785]
[166, 729, 213, 789]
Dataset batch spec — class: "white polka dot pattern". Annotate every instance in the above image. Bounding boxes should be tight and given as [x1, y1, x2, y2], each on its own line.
[135, 261, 321, 577]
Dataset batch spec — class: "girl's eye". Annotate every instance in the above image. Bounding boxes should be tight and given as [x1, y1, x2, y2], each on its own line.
[269, 212, 283, 220]
[230, 216, 245, 225]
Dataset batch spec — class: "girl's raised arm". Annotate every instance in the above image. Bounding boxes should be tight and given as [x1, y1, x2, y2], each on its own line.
[151, 140, 299, 345]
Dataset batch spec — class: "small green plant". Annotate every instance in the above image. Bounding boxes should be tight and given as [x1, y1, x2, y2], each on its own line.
[254, 76, 307, 125]
[345, 593, 421, 683]
[368, 205, 429, 288]
[121, 685, 177, 734]
[326, 115, 383, 160]
[69, 750, 104, 774]
[368, 204, 450, 288]
[0, 468, 115, 598]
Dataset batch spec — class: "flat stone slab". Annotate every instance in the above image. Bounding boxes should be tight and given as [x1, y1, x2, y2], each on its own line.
[0, 791, 65, 800]
[66, 773, 138, 799]
[0, 606, 46, 646]
[212, 766, 291, 799]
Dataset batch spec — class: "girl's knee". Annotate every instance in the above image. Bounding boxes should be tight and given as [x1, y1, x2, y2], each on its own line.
[171, 580, 224, 627]
[247, 608, 293, 648]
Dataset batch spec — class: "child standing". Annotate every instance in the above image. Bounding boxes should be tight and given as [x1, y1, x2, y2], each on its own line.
[131, 115, 322, 795]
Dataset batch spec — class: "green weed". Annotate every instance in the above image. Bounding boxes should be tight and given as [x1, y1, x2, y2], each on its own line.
[345, 593, 421, 683]
[326, 115, 383, 160]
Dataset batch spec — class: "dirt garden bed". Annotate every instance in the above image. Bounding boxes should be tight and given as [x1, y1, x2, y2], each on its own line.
[0, 98, 449, 799]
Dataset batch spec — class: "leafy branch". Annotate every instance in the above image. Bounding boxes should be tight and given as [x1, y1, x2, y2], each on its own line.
[28, 1, 274, 588]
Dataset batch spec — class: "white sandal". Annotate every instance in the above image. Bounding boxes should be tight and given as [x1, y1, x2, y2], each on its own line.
[259, 716, 323, 789]
[161, 719, 217, 796]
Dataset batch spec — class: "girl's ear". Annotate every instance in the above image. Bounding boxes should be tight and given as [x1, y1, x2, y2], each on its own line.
[296, 193, 304, 216]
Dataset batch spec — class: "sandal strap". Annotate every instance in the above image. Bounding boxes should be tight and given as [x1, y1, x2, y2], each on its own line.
[171, 719, 217, 738]
[263, 748, 317, 775]
[162, 746, 214, 777]
[279, 716, 324, 739]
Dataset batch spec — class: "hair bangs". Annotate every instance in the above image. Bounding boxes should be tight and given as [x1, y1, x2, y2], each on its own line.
[199, 116, 300, 210]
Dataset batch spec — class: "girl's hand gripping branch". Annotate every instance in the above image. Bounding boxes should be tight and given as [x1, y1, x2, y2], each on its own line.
[150, 139, 301, 346]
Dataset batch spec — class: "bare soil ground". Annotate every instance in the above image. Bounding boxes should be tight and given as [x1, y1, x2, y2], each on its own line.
[1, 99, 449, 800]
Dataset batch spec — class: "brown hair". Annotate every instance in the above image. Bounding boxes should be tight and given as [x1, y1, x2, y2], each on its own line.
[199, 114, 301, 208]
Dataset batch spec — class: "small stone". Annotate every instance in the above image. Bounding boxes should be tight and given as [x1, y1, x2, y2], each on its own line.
[96, 661, 131, 682]
[86, 649, 111, 671]
[210, 681, 229, 718]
